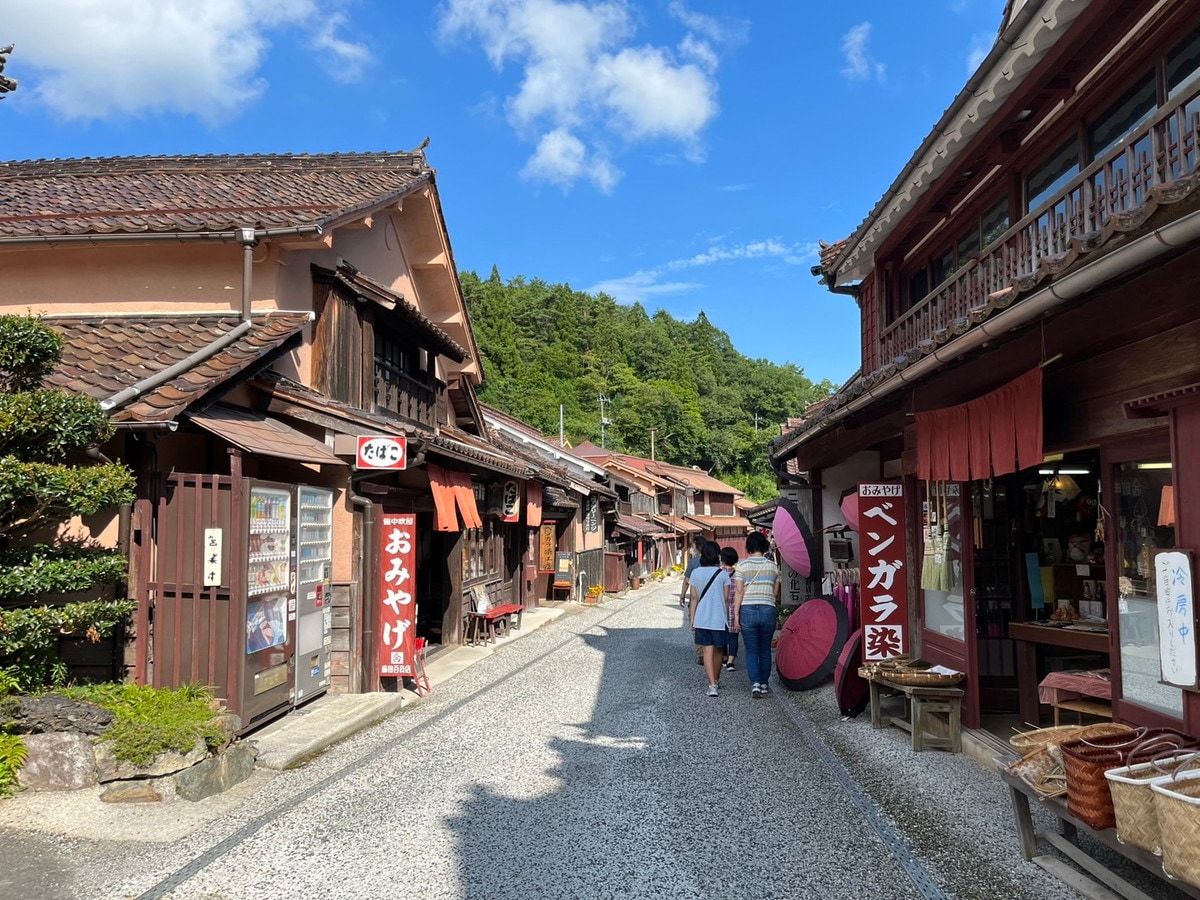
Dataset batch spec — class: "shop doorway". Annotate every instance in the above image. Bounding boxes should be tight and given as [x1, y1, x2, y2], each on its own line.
[974, 451, 1107, 726]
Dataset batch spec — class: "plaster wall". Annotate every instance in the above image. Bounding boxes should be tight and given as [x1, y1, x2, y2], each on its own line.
[820, 451, 881, 574]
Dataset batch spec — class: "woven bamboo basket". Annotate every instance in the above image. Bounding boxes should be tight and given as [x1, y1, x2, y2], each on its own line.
[1006, 745, 1068, 798]
[1009, 722, 1131, 754]
[880, 668, 965, 687]
[1152, 770, 1200, 887]
[859, 657, 963, 687]
[1106, 752, 1200, 855]
[1061, 728, 1190, 830]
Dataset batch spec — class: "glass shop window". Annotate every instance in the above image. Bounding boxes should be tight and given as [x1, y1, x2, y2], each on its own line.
[1114, 458, 1183, 718]
[921, 482, 968, 645]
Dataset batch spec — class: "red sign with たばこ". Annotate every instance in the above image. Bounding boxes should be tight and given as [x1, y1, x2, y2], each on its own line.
[858, 483, 909, 661]
[378, 512, 417, 677]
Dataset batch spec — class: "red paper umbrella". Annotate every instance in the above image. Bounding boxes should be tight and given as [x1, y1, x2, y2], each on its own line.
[775, 595, 850, 691]
[834, 628, 869, 717]
[772, 498, 818, 577]
[839, 489, 861, 532]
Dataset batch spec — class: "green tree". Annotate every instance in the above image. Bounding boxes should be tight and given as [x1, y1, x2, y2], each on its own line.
[461, 269, 832, 490]
[0, 316, 136, 689]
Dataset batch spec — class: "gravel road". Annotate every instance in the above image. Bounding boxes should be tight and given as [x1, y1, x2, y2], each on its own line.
[0, 579, 1185, 899]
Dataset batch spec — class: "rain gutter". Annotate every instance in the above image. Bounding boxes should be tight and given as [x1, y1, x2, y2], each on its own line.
[777, 207, 1200, 459]
[99, 225, 320, 413]
[0, 223, 324, 247]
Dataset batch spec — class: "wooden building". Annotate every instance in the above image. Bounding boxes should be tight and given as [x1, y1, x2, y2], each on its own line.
[770, 1, 1200, 735]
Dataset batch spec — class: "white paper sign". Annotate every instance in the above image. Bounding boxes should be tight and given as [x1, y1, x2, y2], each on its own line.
[203, 528, 223, 587]
[1156, 550, 1196, 687]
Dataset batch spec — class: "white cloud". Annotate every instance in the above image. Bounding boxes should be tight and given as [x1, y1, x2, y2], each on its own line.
[965, 33, 991, 76]
[311, 13, 374, 84]
[521, 127, 621, 193]
[441, 0, 743, 191]
[3, 0, 370, 123]
[840, 22, 886, 82]
[588, 238, 819, 304]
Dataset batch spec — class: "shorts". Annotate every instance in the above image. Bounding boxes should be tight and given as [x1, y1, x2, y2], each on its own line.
[694, 628, 728, 648]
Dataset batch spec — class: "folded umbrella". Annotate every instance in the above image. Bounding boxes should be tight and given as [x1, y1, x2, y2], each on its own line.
[776, 595, 850, 691]
[834, 628, 869, 717]
[772, 498, 818, 578]
[839, 488, 861, 532]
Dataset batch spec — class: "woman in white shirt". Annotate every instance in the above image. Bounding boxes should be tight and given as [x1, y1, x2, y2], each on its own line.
[688, 541, 732, 697]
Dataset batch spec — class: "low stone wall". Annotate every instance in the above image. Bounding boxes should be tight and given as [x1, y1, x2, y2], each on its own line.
[9, 695, 257, 803]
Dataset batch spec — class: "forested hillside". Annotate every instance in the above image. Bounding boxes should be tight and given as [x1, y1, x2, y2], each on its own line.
[460, 268, 835, 502]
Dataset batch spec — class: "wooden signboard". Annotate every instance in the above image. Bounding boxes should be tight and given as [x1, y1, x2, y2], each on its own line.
[553, 552, 573, 589]
[538, 522, 557, 573]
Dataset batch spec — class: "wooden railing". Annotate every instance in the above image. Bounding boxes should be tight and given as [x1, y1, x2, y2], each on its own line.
[373, 365, 442, 428]
[880, 83, 1200, 366]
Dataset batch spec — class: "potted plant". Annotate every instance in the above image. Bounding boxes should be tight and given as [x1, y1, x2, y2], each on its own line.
[584, 584, 604, 603]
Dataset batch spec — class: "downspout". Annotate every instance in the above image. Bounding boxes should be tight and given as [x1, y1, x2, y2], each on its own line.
[348, 476, 375, 694]
[100, 227, 263, 413]
[783, 207, 1200, 453]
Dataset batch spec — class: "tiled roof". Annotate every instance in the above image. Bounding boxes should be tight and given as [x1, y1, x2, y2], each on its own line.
[431, 424, 529, 477]
[0, 152, 431, 238]
[43, 312, 311, 423]
[190, 405, 343, 466]
[684, 513, 752, 531]
[647, 461, 743, 497]
[652, 514, 702, 534]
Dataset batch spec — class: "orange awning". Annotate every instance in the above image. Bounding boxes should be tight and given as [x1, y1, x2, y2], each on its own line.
[449, 469, 483, 530]
[427, 464, 460, 531]
[526, 481, 543, 528]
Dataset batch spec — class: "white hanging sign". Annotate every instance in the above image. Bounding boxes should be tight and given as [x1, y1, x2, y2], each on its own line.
[203, 528, 223, 587]
[1156, 550, 1197, 688]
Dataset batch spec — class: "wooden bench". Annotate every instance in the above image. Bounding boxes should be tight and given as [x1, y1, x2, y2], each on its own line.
[868, 676, 963, 753]
[1001, 766, 1200, 899]
[465, 585, 524, 645]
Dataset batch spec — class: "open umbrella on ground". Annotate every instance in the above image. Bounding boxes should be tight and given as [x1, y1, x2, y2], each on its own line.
[772, 498, 818, 577]
[834, 628, 869, 717]
[839, 488, 861, 532]
[775, 595, 850, 691]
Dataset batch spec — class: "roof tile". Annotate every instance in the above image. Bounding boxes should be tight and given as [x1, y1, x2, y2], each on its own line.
[0, 152, 432, 238]
[43, 311, 310, 423]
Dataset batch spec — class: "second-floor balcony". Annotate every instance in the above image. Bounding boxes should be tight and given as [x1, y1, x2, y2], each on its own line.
[374, 362, 442, 429]
[880, 80, 1200, 367]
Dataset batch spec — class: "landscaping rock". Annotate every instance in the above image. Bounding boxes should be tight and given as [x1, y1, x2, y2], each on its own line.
[100, 781, 162, 803]
[175, 743, 257, 802]
[13, 695, 114, 736]
[210, 711, 242, 752]
[94, 737, 209, 783]
[17, 732, 96, 791]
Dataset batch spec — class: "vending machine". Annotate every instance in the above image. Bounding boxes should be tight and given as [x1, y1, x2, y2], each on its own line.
[242, 482, 295, 727]
[295, 485, 334, 702]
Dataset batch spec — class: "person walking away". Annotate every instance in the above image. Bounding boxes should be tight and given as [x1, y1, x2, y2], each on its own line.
[733, 532, 781, 698]
[679, 535, 706, 665]
[720, 546, 740, 672]
[689, 541, 731, 696]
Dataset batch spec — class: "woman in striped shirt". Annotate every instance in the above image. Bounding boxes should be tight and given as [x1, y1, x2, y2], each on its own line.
[731, 532, 781, 698]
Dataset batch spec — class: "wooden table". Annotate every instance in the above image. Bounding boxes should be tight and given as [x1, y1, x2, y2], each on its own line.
[1001, 767, 1200, 899]
[867, 676, 963, 752]
[1009, 622, 1110, 726]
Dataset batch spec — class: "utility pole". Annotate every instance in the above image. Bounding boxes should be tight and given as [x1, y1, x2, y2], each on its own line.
[754, 412, 760, 434]
[559, 404, 565, 448]
[599, 394, 612, 448]
[649, 428, 657, 462]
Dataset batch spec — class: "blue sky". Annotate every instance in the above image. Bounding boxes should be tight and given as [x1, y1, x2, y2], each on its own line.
[1, 1, 1002, 388]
